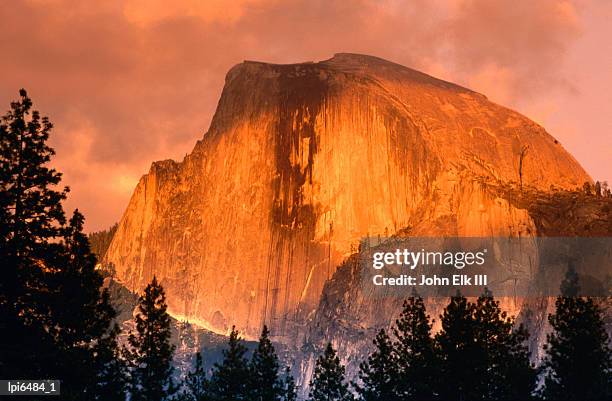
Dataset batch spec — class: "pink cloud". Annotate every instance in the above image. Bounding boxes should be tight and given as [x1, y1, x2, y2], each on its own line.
[1, 0, 607, 231]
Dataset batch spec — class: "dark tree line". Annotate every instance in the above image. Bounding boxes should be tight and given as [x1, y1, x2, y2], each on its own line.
[173, 325, 297, 401]
[198, 267, 610, 401]
[1, 90, 610, 401]
[88, 223, 118, 261]
[311, 271, 611, 401]
[309, 292, 535, 401]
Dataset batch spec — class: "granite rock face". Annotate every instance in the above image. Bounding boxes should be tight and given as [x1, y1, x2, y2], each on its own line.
[298, 186, 612, 391]
[105, 53, 591, 345]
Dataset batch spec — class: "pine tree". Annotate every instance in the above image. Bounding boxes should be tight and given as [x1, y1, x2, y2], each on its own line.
[541, 266, 612, 400]
[208, 326, 251, 401]
[54, 210, 129, 400]
[473, 289, 535, 400]
[93, 322, 128, 401]
[0, 88, 68, 379]
[354, 329, 398, 401]
[282, 367, 298, 401]
[178, 352, 208, 401]
[0, 90, 67, 256]
[126, 276, 177, 401]
[392, 296, 437, 400]
[250, 325, 284, 401]
[434, 293, 481, 401]
[0, 90, 125, 400]
[308, 342, 353, 401]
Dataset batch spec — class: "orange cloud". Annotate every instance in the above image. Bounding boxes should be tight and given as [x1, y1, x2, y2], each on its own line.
[123, 0, 274, 26]
[1, 0, 608, 231]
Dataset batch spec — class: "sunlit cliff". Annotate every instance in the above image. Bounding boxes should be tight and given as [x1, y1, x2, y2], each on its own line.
[105, 53, 591, 343]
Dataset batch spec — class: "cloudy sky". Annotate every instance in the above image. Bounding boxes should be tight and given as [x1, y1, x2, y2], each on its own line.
[1, 0, 610, 231]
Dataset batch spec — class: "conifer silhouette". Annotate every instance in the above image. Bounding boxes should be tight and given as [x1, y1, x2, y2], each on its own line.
[435, 291, 537, 401]
[208, 326, 251, 401]
[250, 325, 284, 401]
[126, 276, 176, 401]
[541, 266, 612, 400]
[435, 293, 480, 401]
[309, 342, 353, 401]
[354, 329, 398, 401]
[0, 88, 68, 378]
[61, 211, 128, 400]
[392, 296, 437, 400]
[0, 90, 125, 400]
[473, 289, 535, 400]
